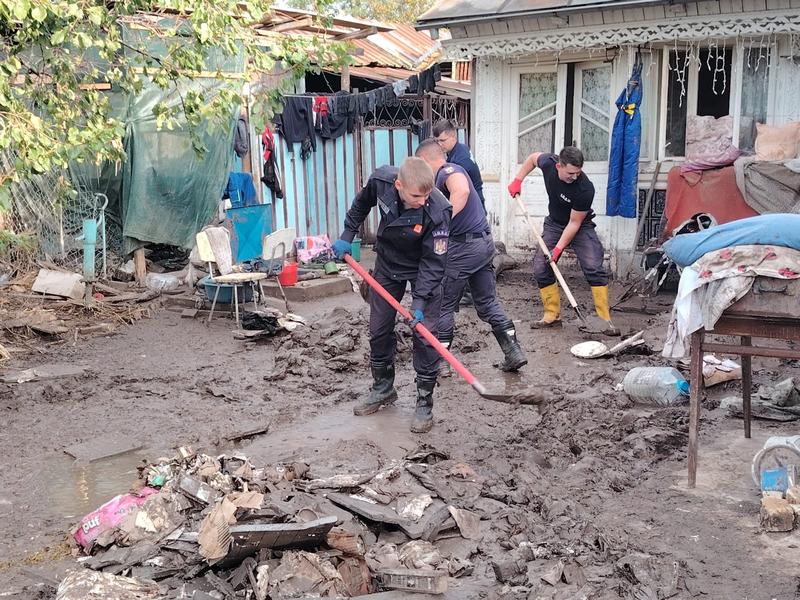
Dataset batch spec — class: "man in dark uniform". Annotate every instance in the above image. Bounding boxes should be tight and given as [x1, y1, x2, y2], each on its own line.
[332, 157, 452, 433]
[507, 146, 618, 336]
[433, 120, 484, 308]
[415, 140, 526, 373]
[433, 119, 485, 206]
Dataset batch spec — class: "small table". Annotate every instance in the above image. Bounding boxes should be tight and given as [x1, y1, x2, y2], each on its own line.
[687, 283, 800, 488]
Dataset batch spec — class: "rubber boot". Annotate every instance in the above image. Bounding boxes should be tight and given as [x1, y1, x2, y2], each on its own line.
[437, 329, 454, 378]
[353, 362, 398, 416]
[531, 283, 562, 329]
[410, 375, 436, 433]
[492, 321, 528, 372]
[589, 285, 620, 337]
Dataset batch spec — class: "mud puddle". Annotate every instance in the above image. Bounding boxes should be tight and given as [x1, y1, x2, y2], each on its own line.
[37, 451, 147, 519]
[240, 404, 417, 467]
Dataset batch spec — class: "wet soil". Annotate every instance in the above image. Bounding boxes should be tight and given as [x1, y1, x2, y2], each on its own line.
[3, 255, 800, 597]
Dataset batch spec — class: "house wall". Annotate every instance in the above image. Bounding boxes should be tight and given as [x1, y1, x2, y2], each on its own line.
[463, 0, 800, 275]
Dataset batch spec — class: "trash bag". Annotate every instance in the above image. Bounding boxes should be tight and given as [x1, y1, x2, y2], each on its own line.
[241, 311, 280, 333]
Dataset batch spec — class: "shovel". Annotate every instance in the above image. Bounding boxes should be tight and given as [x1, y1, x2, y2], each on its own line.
[570, 330, 645, 359]
[344, 255, 546, 405]
[512, 194, 589, 327]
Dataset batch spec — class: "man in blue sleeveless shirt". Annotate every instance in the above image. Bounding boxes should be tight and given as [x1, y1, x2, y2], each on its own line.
[416, 139, 527, 373]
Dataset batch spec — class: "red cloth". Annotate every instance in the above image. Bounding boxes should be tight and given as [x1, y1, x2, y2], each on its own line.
[312, 96, 329, 117]
[262, 126, 275, 162]
[662, 166, 758, 240]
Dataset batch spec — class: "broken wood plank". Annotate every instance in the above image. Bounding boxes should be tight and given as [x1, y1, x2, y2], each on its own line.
[225, 423, 271, 443]
[64, 433, 143, 462]
[32, 269, 84, 300]
[134, 248, 147, 286]
[1, 364, 87, 384]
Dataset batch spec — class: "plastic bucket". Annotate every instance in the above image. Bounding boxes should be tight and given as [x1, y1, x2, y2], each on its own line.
[351, 238, 362, 262]
[278, 262, 298, 286]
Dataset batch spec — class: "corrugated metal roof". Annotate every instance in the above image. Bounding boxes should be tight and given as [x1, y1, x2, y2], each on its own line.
[348, 65, 470, 98]
[417, 0, 691, 28]
[352, 24, 448, 69]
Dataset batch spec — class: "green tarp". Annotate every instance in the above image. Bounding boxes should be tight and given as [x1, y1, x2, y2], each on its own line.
[70, 20, 245, 255]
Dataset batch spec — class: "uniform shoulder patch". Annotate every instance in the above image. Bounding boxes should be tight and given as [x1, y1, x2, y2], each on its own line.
[432, 226, 449, 255]
[444, 166, 455, 174]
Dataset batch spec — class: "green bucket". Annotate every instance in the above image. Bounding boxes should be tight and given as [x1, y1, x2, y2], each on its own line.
[351, 238, 362, 262]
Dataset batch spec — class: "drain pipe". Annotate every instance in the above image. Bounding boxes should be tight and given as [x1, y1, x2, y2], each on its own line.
[81, 218, 97, 306]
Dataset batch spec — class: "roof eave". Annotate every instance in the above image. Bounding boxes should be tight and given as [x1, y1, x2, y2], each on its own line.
[415, 0, 679, 31]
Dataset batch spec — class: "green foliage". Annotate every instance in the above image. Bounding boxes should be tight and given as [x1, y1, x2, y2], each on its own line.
[0, 0, 348, 192]
[0, 229, 38, 264]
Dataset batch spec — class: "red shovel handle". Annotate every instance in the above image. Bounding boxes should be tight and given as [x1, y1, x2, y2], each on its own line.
[344, 254, 486, 394]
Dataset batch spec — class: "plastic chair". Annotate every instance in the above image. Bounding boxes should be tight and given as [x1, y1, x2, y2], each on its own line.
[262, 228, 296, 312]
[196, 229, 268, 328]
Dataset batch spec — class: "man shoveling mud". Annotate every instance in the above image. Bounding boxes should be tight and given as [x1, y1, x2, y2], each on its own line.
[332, 157, 452, 433]
[415, 139, 527, 373]
[508, 146, 619, 336]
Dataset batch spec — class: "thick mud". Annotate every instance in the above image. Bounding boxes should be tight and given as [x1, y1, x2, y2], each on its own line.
[2, 259, 800, 598]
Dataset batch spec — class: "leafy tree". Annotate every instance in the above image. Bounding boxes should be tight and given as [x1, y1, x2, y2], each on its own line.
[0, 0, 350, 205]
[289, 0, 436, 25]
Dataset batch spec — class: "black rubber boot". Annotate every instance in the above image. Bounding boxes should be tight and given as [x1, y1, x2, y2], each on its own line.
[492, 321, 528, 372]
[410, 375, 436, 433]
[437, 329, 454, 378]
[353, 362, 398, 416]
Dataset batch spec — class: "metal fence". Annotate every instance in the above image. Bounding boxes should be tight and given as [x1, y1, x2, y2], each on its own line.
[0, 149, 120, 276]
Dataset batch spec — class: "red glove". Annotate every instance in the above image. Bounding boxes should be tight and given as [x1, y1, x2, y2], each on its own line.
[550, 246, 563, 263]
[507, 178, 523, 197]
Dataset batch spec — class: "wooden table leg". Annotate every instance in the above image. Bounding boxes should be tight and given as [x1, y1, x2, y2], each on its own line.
[741, 335, 753, 439]
[688, 329, 705, 488]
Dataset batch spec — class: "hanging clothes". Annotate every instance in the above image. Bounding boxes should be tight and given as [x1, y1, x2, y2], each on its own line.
[606, 57, 643, 218]
[274, 96, 316, 159]
[233, 118, 249, 157]
[260, 127, 283, 199]
[224, 172, 258, 208]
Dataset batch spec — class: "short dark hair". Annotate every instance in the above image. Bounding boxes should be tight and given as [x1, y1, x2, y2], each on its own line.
[432, 118, 456, 138]
[558, 146, 584, 168]
[415, 138, 445, 159]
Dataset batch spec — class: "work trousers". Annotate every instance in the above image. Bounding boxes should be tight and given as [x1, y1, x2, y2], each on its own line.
[369, 268, 441, 378]
[438, 234, 508, 335]
[533, 217, 608, 288]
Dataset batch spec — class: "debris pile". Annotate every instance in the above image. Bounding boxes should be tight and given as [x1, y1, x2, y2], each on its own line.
[61, 445, 485, 598]
[0, 267, 161, 362]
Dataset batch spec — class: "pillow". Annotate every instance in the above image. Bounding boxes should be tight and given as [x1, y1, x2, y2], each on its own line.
[755, 122, 800, 161]
[685, 115, 734, 162]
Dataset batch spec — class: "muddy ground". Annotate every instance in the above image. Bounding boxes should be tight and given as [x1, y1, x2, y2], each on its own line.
[2, 252, 800, 598]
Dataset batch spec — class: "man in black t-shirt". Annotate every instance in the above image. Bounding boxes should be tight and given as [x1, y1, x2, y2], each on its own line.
[507, 146, 618, 336]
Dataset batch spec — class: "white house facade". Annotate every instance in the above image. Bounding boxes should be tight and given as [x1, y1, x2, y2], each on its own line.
[417, 0, 800, 274]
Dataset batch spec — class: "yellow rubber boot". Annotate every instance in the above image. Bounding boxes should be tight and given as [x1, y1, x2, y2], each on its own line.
[591, 285, 620, 336]
[532, 283, 562, 328]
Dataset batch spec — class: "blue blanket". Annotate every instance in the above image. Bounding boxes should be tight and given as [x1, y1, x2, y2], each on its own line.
[663, 214, 800, 267]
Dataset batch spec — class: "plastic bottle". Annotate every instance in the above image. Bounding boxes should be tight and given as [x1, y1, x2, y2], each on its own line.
[622, 367, 690, 407]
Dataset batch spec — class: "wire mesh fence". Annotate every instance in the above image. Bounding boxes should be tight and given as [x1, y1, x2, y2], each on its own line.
[0, 149, 123, 277]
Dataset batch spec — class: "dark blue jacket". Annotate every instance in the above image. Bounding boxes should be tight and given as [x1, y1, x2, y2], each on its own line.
[447, 142, 485, 205]
[341, 166, 451, 311]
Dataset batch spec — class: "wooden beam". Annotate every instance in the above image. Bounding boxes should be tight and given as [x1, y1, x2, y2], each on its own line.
[341, 64, 350, 92]
[335, 26, 378, 41]
[266, 15, 313, 32]
[134, 248, 146, 286]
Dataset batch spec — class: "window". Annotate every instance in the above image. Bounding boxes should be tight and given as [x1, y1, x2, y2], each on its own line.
[515, 62, 612, 165]
[662, 46, 733, 157]
[573, 64, 612, 161]
[517, 72, 558, 163]
[738, 46, 771, 151]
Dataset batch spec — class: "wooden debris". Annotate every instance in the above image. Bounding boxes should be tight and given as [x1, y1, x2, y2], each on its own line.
[760, 496, 795, 532]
